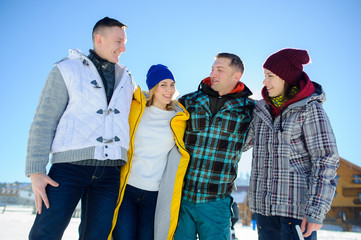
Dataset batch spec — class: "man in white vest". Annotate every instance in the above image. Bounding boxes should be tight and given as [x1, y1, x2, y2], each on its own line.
[25, 17, 136, 239]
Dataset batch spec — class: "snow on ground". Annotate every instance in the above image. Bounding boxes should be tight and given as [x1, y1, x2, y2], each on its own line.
[1, 205, 361, 240]
[0, 205, 79, 239]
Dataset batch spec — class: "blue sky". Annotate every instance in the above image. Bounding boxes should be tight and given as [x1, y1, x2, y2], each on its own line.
[0, 0, 360, 182]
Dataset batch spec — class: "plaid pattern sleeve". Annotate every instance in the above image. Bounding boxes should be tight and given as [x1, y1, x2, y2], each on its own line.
[180, 91, 255, 203]
[302, 101, 339, 222]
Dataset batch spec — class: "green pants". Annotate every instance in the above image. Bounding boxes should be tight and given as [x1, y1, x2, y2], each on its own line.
[174, 197, 232, 240]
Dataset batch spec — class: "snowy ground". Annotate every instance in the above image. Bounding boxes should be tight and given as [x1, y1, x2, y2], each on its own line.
[1, 206, 361, 240]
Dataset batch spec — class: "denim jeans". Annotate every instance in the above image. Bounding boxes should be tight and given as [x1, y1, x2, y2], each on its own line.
[28, 163, 120, 240]
[174, 197, 232, 240]
[255, 213, 317, 240]
[112, 184, 158, 240]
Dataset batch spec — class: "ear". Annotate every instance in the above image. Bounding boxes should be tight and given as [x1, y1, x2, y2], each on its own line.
[234, 72, 242, 81]
[94, 34, 102, 47]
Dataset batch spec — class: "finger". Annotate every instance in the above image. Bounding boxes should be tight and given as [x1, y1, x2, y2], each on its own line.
[301, 217, 307, 233]
[47, 177, 59, 187]
[303, 224, 313, 238]
[34, 194, 39, 214]
[39, 190, 50, 210]
[36, 194, 43, 214]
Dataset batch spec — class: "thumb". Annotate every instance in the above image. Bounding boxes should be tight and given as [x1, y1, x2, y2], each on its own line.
[46, 176, 59, 187]
[301, 217, 307, 233]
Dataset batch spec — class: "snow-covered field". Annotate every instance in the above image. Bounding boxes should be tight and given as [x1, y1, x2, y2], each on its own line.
[1, 206, 361, 240]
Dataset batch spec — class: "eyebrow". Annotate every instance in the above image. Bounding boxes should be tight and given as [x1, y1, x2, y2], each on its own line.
[212, 66, 225, 70]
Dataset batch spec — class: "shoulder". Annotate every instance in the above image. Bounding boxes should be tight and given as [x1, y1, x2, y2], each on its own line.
[243, 97, 257, 108]
[303, 99, 326, 116]
[55, 49, 91, 69]
[178, 91, 205, 106]
[229, 96, 256, 111]
[179, 90, 201, 101]
[173, 101, 188, 114]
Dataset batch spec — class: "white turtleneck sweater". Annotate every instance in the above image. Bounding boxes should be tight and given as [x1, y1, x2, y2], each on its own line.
[127, 105, 177, 191]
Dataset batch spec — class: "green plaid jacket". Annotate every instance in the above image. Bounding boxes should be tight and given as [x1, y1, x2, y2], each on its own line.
[179, 85, 255, 203]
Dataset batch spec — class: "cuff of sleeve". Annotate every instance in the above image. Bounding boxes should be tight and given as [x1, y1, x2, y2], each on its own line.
[25, 160, 48, 177]
[306, 216, 323, 225]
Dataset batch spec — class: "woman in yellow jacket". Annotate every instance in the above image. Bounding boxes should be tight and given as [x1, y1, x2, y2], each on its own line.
[110, 64, 190, 240]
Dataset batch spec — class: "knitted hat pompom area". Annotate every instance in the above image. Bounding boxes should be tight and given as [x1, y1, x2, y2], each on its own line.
[263, 48, 311, 86]
[146, 64, 175, 90]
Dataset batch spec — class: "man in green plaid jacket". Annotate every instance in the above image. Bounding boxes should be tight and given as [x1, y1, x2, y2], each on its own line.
[175, 53, 255, 240]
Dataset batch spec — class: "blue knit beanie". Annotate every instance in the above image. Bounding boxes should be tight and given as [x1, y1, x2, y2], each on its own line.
[146, 64, 175, 90]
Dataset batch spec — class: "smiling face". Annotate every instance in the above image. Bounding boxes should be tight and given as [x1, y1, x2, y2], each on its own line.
[263, 69, 286, 97]
[210, 58, 241, 96]
[152, 79, 175, 110]
[93, 26, 127, 63]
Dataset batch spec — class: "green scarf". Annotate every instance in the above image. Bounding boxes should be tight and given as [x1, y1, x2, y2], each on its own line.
[270, 86, 299, 108]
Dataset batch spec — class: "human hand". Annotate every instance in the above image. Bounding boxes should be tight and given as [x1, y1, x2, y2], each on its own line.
[301, 216, 322, 238]
[30, 173, 59, 214]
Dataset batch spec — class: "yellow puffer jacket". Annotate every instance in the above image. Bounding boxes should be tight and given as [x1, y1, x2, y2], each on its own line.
[108, 86, 190, 240]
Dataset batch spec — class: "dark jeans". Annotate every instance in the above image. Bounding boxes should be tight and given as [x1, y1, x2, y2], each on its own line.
[29, 163, 120, 240]
[112, 184, 158, 240]
[255, 213, 317, 240]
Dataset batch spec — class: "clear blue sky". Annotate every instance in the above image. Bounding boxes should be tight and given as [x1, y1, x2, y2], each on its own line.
[0, 0, 360, 182]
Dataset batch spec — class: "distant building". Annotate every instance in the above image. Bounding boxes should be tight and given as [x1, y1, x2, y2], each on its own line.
[0, 182, 80, 217]
[0, 182, 34, 205]
[327, 157, 361, 227]
[233, 185, 251, 226]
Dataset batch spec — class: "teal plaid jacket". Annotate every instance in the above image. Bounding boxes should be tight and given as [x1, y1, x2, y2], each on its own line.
[179, 82, 255, 203]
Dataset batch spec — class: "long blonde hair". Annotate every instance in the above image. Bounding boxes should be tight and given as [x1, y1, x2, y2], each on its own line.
[146, 83, 176, 111]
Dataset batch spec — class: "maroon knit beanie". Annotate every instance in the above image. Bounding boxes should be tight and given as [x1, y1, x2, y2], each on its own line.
[263, 48, 310, 85]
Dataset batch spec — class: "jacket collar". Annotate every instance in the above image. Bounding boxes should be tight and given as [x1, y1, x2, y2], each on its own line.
[198, 77, 252, 98]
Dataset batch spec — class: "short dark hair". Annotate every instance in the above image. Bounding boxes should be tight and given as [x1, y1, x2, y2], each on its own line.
[92, 17, 127, 41]
[215, 53, 244, 74]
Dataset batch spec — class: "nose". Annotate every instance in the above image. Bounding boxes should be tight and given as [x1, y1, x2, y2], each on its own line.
[210, 70, 216, 78]
[167, 85, 175, 93]
[262, 78, 268, 85]
[119, 43, 126, 53]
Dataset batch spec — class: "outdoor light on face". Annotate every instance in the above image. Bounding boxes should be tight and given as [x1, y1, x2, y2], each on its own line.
[94, 26, 127, 63]
[210, 58, 240, 96]
[263, 69, 286, 97]
[152, 79, 176, 110]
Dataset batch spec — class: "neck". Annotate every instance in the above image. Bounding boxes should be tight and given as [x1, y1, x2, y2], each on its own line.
[90, 49, 110, 64]
[151, 102, 168, 111]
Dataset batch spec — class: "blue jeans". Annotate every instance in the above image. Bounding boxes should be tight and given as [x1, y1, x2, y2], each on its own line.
[29, 163, 120, 240]
[255, 213, 317, 240]
[174, 197, 232, 240]
[112, 184, 158, 240]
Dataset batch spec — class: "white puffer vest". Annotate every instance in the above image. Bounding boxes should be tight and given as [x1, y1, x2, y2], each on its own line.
[51, 49, 135, 160]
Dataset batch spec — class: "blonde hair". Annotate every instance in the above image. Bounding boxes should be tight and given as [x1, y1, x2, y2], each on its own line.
[146, 84, 175, 111]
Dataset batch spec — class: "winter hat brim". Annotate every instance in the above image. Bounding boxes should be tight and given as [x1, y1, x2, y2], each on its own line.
[146, 64, 175, 90]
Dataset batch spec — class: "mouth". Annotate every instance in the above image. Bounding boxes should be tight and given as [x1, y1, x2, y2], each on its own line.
[114, 52, 121, 58]
[211, 79, 219, 85]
